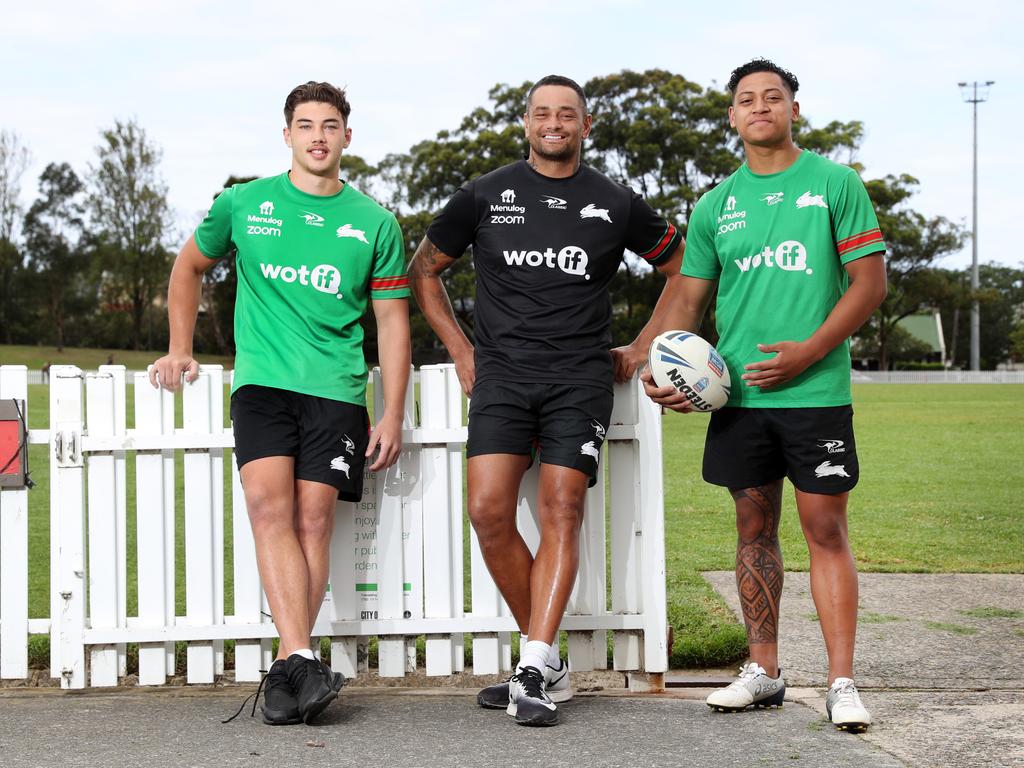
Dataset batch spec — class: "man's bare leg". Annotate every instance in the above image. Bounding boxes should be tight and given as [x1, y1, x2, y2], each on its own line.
[294, 479, 341, 640]
[731, 481, 785, 677]
[467, 453, 534, 632]
[240, 457, 311, 659]
[524, 463, 589, 645]
[794, 489, 857, 684]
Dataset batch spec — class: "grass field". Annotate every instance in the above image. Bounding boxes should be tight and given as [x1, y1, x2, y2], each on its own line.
[12, 381, 1024, 671]
[0, 344, 234, 372]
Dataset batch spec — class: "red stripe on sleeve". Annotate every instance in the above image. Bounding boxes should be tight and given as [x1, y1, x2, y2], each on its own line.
[637, 223, 678, 261]
[837, 229, 884, 254]
[370, 276, 410, 290]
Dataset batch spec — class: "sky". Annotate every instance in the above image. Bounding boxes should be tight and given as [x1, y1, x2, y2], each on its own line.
[1, 0, 1018, 271]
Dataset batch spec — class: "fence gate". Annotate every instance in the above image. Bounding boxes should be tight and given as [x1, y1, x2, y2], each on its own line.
[0, 363, 667, 689]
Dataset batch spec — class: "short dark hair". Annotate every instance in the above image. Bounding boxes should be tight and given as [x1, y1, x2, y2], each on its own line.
[727, 59, 799, 97]
[527, 75, 588, 113]
[284, 81, 351, 125]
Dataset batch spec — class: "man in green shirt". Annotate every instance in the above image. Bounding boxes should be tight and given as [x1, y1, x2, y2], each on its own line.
[151, 81, 411, 725]
[643, 59, 887, 732]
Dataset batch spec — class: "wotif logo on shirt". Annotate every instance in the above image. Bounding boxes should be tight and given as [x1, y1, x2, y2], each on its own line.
[259, 262, 344, 298]
[734, 240, 813, 276]
[502, 245, 590, 280]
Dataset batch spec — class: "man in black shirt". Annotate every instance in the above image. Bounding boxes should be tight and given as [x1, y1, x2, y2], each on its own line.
[408, 75, 684, 726]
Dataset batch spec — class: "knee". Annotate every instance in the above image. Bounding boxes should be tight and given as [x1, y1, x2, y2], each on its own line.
[802, 516, 848, 552]
[539, 490, 586, 538]
[468, 492, 516, 542]
[296, 506, 334, 541]
[735, 503, 777, 545]
[246, 490, 292, 536]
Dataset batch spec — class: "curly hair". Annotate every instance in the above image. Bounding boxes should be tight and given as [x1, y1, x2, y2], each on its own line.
[727, 59, 799, 97]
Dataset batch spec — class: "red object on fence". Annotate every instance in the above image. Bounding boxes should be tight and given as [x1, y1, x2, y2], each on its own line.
[0, 400, 26, 487]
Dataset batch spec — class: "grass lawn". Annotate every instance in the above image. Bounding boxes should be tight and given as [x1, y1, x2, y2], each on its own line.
[661, 383, 1024, 665]
[14, 382, 1024, 671]
[0, 344, 233, 372]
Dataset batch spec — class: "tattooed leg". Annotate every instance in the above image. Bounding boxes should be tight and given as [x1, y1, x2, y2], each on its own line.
[730, 481, 784, 676]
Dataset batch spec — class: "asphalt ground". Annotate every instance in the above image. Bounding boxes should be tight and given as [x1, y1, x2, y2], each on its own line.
[0, 574, 1020, 768]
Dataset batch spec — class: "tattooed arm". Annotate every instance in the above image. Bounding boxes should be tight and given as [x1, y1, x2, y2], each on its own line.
[408, 236, 475, 396]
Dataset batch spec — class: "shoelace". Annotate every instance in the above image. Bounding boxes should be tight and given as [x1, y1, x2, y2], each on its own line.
[512, 666, 546, 699]
[830, 679, 863, 707]
[287, 656, 328, 692]
[728, 661, 766, 687]
[222, 668, 272, 724]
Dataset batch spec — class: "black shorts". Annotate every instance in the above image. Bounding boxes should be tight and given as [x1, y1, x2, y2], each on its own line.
[466, 380, 614, 487]
[702, 406, 859, 494]
[230, 384, 370, 502]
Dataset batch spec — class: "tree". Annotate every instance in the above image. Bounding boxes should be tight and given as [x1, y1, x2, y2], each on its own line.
[863, 174, 966, 370]
[23, 163, 91, 350]
[88, 119, 173, 350]
[1009, 319, 1024, 364]
[940, 263, 1024, 369]
[0, 130, 31, 343]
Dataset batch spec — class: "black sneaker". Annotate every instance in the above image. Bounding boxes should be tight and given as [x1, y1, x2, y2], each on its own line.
[286, 653, 339, 724]
[220, 660, 300, 726]
[321, 659, 347, 693]
[262, 659, 302, 725]
[506, 665, 558, 726]
[477, 658, 573, 709]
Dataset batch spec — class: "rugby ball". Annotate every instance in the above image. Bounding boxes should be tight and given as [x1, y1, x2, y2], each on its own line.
[647, 331, 731, 412]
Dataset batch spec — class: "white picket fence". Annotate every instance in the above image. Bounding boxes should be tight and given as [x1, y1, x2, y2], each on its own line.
[0, 364, 668, 689]
[852, 370, 1024, 384]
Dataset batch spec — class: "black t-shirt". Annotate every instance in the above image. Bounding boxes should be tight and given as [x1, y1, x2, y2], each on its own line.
[426, 160, 681, 390]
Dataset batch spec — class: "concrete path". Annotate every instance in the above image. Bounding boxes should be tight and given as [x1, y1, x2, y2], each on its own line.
[1, 573, 1020, 768]
[0, 686, 904, 768]
[702, 572, 1024, 768]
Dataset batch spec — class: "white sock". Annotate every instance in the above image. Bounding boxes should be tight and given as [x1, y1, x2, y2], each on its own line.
[547, 642, 563, 668]
[517, 640, 551, 675]
[291, 647, 316, 661]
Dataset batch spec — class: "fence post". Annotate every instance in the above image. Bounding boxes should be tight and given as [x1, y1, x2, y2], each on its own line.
[229, 370, 269, 683]
[444, 365, 465, 672]
[421, 364, 458, 671]
[98, 365, 128, 676]
[84, 370, 121, 686]
[50, 365, 86, 688]
[609, 378, 642, 670]
[0, 366, 29, 680]
[134, 371, 175, 685]
[374, 367, 414, 677]
[182, 368, 220, 683]
[636, 381, 668, 674]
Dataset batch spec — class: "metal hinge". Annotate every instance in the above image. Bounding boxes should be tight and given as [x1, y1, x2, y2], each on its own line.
[54, 425, 83, 467]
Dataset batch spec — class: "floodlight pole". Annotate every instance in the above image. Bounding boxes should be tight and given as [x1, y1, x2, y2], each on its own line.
[959, 80, 994, 371]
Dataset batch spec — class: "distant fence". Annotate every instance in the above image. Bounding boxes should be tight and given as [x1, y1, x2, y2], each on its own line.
[852, 371, 1024, 384]
[23, 369, 1024, 386]
[0, 364, 668, 689]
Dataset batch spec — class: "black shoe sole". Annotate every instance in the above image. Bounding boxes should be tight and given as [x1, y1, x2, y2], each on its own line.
[300, 688, 339, 724]
[261, 707, 302, 726]
[478, 695, 509, 710]
[515, 713, 559, 726]
[708, 702, 784, 713]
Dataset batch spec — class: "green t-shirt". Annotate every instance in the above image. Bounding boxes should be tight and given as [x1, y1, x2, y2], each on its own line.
[683, 151, 885, 407]
[194, 173, 409, 405]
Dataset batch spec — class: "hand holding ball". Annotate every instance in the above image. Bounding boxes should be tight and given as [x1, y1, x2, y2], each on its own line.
[646, 331, 731, 412]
